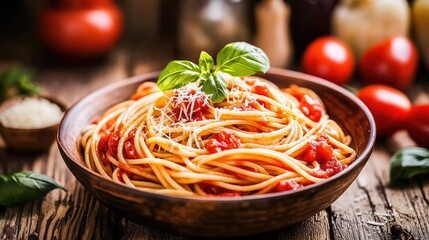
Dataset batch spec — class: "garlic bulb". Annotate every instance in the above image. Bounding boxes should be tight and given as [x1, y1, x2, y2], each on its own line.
[332, 0, 410, 60]
[413, 0, 429, 71]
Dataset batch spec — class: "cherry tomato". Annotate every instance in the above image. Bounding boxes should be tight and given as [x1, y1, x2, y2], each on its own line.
[302, 36, 355, 85]
[406, 105, 429, 149]
[357, 85, 412, 137]
[39, 0, 122, 58]
[360, 36, 418, 90]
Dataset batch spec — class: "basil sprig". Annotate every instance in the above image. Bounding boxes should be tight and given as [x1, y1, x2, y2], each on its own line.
[157, 42, 270, 103]
[0, 67, 41, 102]
[0, 171, 66, 207]
[390, 147, 429, 184]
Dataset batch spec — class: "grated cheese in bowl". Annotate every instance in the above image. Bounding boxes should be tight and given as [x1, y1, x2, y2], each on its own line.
[0, 97, 64, 129]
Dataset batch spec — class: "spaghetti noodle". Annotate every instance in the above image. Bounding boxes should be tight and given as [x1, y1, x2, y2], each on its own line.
[81, 75, 356, 197]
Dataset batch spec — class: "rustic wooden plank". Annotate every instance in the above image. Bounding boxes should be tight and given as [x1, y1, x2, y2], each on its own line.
[277, 211, 330, 239]
[383, 131, 429, 240]
[329, 81, 429, 240]
[0, 46, 129, 239]
[330, 144, 428, 240]
[329, 155, 390, 240]
[2, 42, 429, 240]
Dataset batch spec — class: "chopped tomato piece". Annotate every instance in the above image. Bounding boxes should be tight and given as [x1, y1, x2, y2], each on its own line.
[252, 83, 270, 97]
[299, 94, 323, 122]
[124, 141, 138, 159]
[97, 130, 111, 164]
[206, 131, 241, 153]
[287, 85, 324, 122]
[297, 134, 345, 178]
[273, 180, 302, 192]
[172, 88, 210, 122]
[244, 77, 256, 86]
[107, 131, 120, 157]
[124, 130, 139, 159]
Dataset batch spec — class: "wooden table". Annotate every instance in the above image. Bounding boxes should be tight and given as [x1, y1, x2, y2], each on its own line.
[1, 40, 428, 240]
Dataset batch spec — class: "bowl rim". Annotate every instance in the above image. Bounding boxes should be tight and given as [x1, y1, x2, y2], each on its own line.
[57, 68, 376, 203]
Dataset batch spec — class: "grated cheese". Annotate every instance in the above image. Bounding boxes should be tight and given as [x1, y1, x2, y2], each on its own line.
[0, 97, 63, 129]
[366, 220, 385, 226]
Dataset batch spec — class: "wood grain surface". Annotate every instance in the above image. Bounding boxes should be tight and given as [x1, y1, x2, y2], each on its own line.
[1, 40, 429, 240]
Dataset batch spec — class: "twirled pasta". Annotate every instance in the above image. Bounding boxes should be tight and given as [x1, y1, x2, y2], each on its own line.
[81, 75, 356, 197]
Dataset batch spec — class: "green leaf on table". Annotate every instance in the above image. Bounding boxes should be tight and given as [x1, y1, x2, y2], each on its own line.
[0, 171, 66, 207]
[215, 42, 270, 77]
[199, 73, 227, 103]
[0, 68, 41, 102]
[157, 60, 201, 90]
[390, 147, 429, 184]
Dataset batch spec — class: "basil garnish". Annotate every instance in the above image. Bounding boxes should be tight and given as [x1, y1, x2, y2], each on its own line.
[157, 42, 270, 103]
[215, 42, 270, 77]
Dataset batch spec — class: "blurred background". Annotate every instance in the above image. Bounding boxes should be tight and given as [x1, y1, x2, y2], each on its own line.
[0, 0, 427, 87]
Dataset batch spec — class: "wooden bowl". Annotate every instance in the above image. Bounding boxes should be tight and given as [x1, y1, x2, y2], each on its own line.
[57, 68, 376, 237]
[0, 96, 66, 152]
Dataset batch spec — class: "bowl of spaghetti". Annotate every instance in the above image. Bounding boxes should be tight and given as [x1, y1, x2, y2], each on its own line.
[58, 68, 375, 237]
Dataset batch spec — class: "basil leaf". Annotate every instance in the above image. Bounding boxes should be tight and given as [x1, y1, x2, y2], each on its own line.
[215, 42, 270, 77]
[157, 60, 201, 90]
[0, 171, 66, 207]
[199, 51, 214, 74]
[199, 74, 227, 103]
[390, 147, 429, 184]
[0, 68, 41, 102]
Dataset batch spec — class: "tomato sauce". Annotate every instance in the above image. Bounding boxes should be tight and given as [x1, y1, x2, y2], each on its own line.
[107, 131, 120, 157]
[252, 84, 270, 97]
[299, 94, 323, 122]
[251, 83, 271, 109]
[244, 77, 256, 86]
[97, 130, 120, 163]
[206, 131, 241, 153]
[124, 129, 139, 159]
[272, 180, 302, 192]
[98, 129, 140, 162]
[199, 181, 243, 197]
[117, 162, 135, 183]
[297, 134, 345, 178]
[97, 130, 111, 165]
[172, 89, 210, 122]
[288, 85, 323, 122]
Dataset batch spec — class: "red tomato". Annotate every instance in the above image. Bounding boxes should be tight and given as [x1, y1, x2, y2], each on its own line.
[39, 0, 122, 58]
[357, 85, 412, 137]
[406, 105, 429, 149]
[302, 36, 355, 85]
[360, 36, 418, 90]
